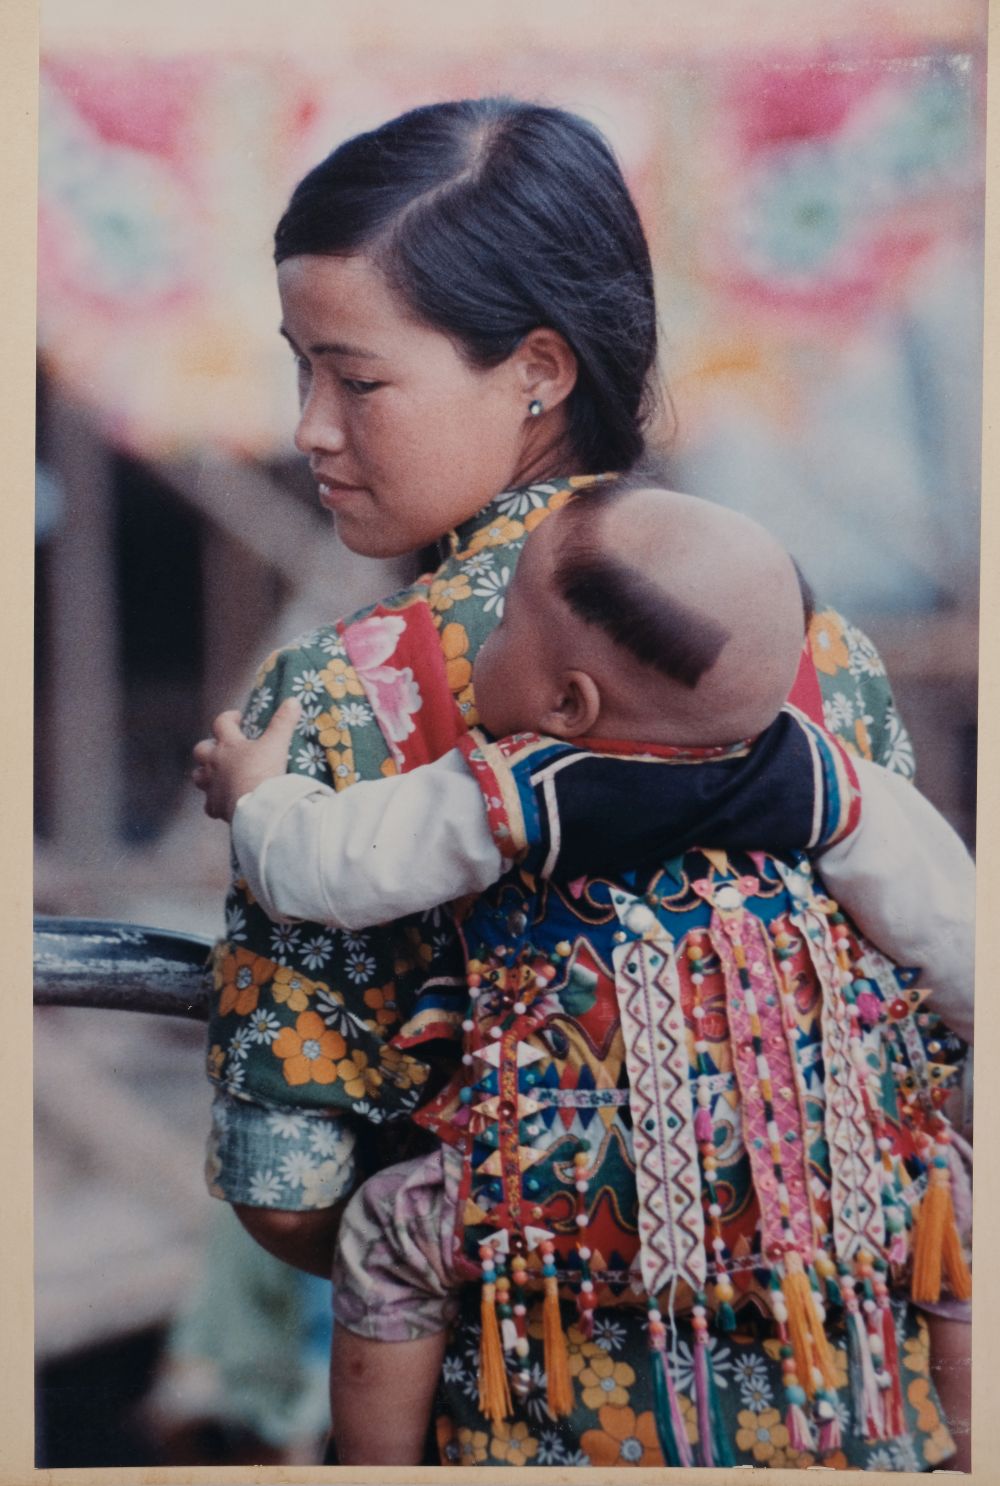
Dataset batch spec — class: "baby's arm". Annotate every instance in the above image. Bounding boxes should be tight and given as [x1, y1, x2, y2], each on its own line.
[816, 756, 974, 1043]
[232, 751, 504, 929]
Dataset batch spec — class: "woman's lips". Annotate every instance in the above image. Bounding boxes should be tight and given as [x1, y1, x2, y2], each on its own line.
[317, 480, 366, 512]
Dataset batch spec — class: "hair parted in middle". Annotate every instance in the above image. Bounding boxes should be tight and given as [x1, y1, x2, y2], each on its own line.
[274, 97, 661, 474]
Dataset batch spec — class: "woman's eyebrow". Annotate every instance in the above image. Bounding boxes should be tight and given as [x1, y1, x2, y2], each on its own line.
[279, 326, 384, 360]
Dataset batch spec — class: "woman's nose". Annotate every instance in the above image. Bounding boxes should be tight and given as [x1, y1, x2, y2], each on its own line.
[293, 387, 346, 457]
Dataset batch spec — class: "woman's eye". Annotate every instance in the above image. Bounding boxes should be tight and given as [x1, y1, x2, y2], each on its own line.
[341, 378, 383, 396]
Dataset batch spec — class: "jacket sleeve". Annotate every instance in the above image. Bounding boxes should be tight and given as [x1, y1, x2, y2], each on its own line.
[459, 709, 860, 881]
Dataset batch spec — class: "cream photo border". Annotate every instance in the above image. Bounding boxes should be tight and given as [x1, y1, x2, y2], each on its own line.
[2, 1, 997, 1482]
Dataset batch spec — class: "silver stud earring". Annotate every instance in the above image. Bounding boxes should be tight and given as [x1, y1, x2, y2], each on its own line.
[528, 398, 543, 417]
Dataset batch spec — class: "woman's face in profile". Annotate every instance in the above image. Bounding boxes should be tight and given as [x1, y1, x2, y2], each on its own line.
[277, 253, 538, 557]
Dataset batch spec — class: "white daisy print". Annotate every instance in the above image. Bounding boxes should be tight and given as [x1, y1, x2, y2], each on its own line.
[295, 741, 326, 776]
[591, 1316, 627, 1352]
[823, 690, 855, 732]
[292, 668, 325, 702]
[495, 486, 547, 518]
[243, 686, 273, 727]
[301, 934, 335, 971]
[308, 1123, 344, 1158]
[247, 1170, 284, 1205]
[228, 1026, 253, 1061]
[223, 1062, 246, 1095]
[248, 1009, 282, 1045]
[845, 623, 887, 680]
[278, 1149, 317, 1187]
[267, 1110, 306, 1139]
[296, 701, 324, 736]
[319, 632, 347, 658]
[270, 923, 301, 963]
[301, 1158, 353, 1207]
[461, 549, 495, 578]
[225, 904, 247, 942]
[346, 952, 377, 984]
[883, 704, 916, 779]
[339, 701, 373, 728]
[472, 565, 511, 616]
[341, 931, 370, 954]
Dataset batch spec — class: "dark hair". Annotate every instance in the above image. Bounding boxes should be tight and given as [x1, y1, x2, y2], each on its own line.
[550, 476, 812, 686]
[274, 98, 659, 472]
[553, 482, 730, 689]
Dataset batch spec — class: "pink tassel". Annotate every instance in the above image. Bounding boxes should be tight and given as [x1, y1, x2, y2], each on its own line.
[786, 1402, 816, 1452]
[694, 1108, 713, 1143]
[889, 1230, 908, 1266]
[693, 1328, 714, 1467]
[849, 1309, 884, 1440]
[818, 1415, 842, 1452]
[880, 1305, 905, 1439]
[666, 1364, 693, 1469]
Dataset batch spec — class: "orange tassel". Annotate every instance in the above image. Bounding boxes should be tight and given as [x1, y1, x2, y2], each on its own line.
[782, 1251, 837, 1396]
[912, 1157, 971, 1303]
[478, 1281, 512, 1424]
[942, 1216, 972, 1301]
[542, 1275, 574, 1417]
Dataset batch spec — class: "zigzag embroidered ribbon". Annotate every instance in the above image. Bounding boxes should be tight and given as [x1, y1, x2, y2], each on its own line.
[610, 889, 706, 1298]
[774, 860, 885, 1262]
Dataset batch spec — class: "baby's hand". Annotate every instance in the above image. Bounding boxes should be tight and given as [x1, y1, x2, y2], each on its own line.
[191, 698, 301, 822]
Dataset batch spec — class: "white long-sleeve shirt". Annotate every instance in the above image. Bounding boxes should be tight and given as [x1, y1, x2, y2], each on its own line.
[233, 749, 974, 1043]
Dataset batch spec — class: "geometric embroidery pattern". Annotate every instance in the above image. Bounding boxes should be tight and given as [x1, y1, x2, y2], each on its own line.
[774, 860, 885, 1262]
[611, 890, 706, 1298]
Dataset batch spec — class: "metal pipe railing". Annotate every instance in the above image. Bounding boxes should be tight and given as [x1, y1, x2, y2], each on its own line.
[33, 917, 212, 1020]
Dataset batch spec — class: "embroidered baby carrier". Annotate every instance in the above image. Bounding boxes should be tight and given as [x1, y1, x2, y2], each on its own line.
[416, 846, 969, 1468]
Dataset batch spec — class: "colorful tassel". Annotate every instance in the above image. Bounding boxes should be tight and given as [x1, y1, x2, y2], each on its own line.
[781, 1250, 837, 1396]
[912, 1134, 971, 1303]
[647, 1306, 692, 1468]
[478, 1277, 512, 1424]
[540, 1243, 573, 1417]
[692, 1300, 734, 1467]
[841, 1274, 884, 1441]
[875, 1268, 905, 1439]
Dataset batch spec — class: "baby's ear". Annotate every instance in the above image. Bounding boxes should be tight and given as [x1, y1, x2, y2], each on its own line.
[539, 670, 601, 740]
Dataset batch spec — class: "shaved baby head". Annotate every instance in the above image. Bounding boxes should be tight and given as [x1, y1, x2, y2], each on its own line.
[544, 481, 809, 744]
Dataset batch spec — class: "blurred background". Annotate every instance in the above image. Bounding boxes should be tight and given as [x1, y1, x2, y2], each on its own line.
[33, 0, 985, 1467]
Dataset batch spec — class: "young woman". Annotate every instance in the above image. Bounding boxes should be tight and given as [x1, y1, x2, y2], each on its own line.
[202, 98, 967, 1470]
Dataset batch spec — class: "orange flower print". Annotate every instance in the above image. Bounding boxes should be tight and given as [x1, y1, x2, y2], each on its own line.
[207, 1043, 225, 1079]
[677, 1393, 699, 1447]
[363, 983, 400, 1029]
[464, 515, 524, 554]
[336, 1048, 379, 1099]
[735, 1407, 790, 1463]
[907, 1376, 942, 1434]
[429, 573, 472, 612]
[903, 1321, 931, 1376]
[455, 1427, 489, 1465]
[580, 1406, 664, 1467]
[577, 1353, 636, 1409]
[440, 622, 473, 693]
[379, 1041, 429, 1089]
[215, 946, 276, 1017]
[319, 657, 365, 700]
[271, 1010, 346, 1086]
[808, 611, 850, 677]
[853, 714, 873, 759]
[487, 1420, 538, 1466]
[271, 965, 323, 1012]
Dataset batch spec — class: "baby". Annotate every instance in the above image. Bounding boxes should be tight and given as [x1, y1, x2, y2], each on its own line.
[194, 485, 973, 1466]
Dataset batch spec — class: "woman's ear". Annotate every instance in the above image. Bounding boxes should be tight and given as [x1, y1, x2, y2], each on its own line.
[513, 327, 578, 413]
[539, 669, 601, 739]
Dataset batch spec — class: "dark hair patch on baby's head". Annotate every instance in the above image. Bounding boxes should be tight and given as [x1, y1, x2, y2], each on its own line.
[552, 483, 731, 688]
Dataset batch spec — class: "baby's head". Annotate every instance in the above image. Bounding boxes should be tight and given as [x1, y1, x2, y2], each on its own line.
[472, 480, 810, 746]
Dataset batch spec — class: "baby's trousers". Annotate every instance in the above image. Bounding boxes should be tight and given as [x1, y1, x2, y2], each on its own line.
[332, 1144, 464, 1342]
